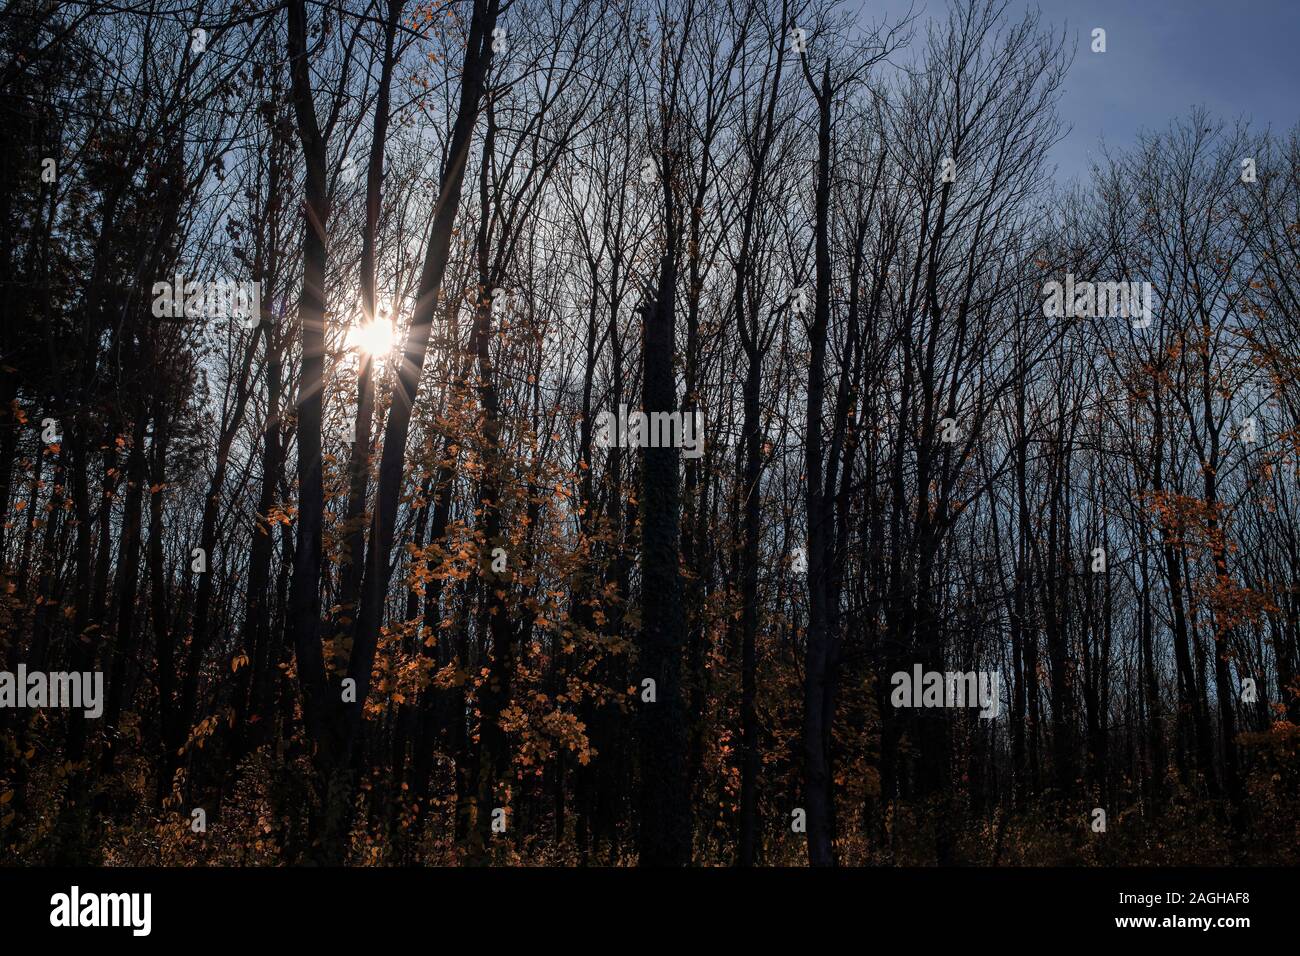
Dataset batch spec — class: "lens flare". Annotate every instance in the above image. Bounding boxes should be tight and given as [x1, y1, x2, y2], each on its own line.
[350, 318, 394, 358]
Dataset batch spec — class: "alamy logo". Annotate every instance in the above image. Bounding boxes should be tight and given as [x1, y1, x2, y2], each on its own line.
[0, 665, 103, 718]
[594, 404, 704, 460]
[50, 886, 151, 936]
[1042, 274, 1153, 328]
[890, 665, 1000, 719]
[152, 273, 262, 327]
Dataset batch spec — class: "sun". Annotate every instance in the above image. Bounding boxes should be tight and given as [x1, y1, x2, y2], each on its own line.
[350, 318, 395, 358]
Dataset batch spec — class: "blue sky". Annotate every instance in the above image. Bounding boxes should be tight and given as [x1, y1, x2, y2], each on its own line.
[859, 0, 1300, 184]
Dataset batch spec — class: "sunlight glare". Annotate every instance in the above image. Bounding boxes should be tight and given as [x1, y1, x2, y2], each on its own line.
[351, 318, 395, 358]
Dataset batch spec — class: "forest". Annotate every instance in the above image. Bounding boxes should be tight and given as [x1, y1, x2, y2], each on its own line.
[0, 0, 1297, 867]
